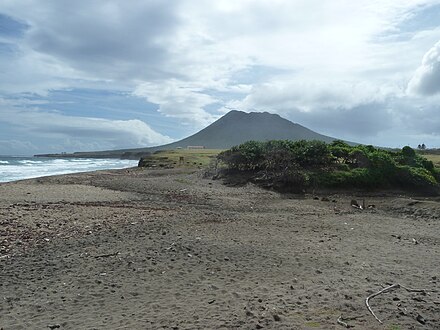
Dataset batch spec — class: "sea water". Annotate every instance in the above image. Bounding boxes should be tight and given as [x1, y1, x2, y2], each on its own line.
[0, 156, 138, 183]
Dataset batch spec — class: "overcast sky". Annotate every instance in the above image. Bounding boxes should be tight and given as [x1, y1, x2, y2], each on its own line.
[1, 0, 440, 155]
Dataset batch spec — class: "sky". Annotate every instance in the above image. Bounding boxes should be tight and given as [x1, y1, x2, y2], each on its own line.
[1, 0, 440, 155]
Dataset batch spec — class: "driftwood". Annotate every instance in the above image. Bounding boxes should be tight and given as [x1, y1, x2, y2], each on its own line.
[337, 315, 350, 328]
[365, 283, 427, 324]
[336, 315, 362, 328]
[93, 251, 120, 258]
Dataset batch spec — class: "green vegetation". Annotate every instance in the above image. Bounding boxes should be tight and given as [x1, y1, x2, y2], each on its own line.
[138, 149, 222, 169]
[217, 140, 439, 194]
[387, 325, 402, 330]
[423, 153, 440, 168]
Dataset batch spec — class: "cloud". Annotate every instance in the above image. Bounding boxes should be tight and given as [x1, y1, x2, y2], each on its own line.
[407, 40, 440, 95]
[0, 106, 173, 152]
[2, 1, 440, 150]
[219, 78, 397, 139]
[235, 79, 398, 111]
[133, 80, 220, 127]
[0, 139, 37, 153]
[397, 96, 440, 134]
[1, 0, 181, 81]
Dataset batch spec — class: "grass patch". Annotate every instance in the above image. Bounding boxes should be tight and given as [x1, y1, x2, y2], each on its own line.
[423, 153, 440, 168]
[304, 321, 322, 327]
[139, 149, 222, 169]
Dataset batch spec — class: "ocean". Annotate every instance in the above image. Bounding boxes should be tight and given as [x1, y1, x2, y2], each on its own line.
[0, 156, 139, 183]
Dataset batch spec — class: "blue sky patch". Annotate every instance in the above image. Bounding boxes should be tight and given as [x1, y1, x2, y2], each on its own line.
[0, 13, 28, 38]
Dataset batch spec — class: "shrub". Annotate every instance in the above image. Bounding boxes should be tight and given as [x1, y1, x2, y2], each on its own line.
[217, 140, 439, 194]
[394, 166, 437, 189]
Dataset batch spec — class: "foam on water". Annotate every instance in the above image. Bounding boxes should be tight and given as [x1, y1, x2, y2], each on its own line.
[0, 156, 138, 183]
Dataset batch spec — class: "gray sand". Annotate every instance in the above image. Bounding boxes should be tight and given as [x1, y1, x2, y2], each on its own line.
[1, 168, 439, 329]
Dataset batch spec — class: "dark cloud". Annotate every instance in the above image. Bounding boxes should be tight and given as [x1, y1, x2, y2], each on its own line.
[280, 103, 394, 141]
[24, 1, 181, 80]
[399, 102, 440, 135]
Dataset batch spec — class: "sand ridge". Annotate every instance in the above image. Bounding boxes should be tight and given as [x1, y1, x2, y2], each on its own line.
[1, 168, 439, 329]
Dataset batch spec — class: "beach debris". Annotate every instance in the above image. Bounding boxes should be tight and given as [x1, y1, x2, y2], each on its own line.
[412, 296, 427, 303]
[397, 304, 407, 316]
[208, 299, 216, 304]
[245, 309, 255, 317]
[350, 199, 366, 210]
[273, 314, 281, 322]
[416, 314, 426, 325]
[47, 324, 60, 329]
[365, 283, 428, 324]
[224, 256, 230, 261]
[93, 251, 119, 258]
[336, 315, 361, 328]
[165, 243, 176, 251]
[336, 315, 350, 328]
[412, 238, 419, 245]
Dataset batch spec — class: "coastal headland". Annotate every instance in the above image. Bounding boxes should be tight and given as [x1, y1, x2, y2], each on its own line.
[1, 167, 439, 329]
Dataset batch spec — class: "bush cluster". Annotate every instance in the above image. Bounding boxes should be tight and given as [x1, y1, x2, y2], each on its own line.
[217, 140, 439, 194]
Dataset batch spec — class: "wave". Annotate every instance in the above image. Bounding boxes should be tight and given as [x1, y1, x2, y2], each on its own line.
[19, 160, 44, 165]
[0, 158, 138, 183]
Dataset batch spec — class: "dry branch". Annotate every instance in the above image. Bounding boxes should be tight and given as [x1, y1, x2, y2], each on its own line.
[336, 315, 361, 328]
[337, 315, 350, 328]
[93, 251, 120, 258]
[365, 283, 428, 324]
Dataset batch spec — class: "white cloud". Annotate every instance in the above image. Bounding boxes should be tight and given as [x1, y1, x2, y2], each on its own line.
[407, 40, 440, 95]
[2, 1, 440, 148]
[133, 80, 219, 127]
[230, 79, 400, 112]
[0, 106, 173, 152]
[0, 139, 38, 153]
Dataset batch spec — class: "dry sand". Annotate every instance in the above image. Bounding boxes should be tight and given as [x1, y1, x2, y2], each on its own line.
[1, 167, 439, 329]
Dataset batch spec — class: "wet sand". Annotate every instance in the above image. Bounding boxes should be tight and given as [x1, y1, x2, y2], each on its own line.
[1, 167, 439, 329]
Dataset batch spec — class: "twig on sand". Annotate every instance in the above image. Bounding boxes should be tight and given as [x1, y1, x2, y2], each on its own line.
[93, 251, 120, 258]
[365, 283, 428, 324]
[337, 315, 361, 328]
[337, 315, 350, 328]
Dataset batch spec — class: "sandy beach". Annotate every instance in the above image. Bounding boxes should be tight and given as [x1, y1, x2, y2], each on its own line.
[1, 167, 439, 329]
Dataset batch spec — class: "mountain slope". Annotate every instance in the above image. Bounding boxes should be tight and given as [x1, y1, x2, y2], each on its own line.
[160, 110, 337, 149]
[36, 110, 344, 158]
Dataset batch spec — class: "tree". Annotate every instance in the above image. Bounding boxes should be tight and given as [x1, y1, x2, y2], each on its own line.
[402, 146, 416, 158]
